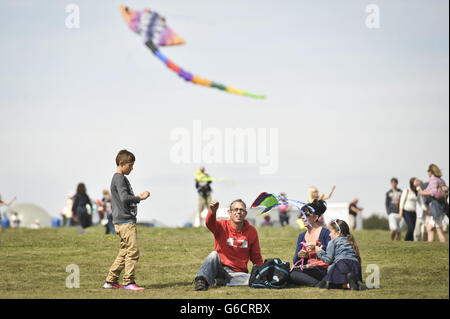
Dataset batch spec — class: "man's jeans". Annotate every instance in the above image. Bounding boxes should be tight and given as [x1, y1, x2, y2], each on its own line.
[196, 251, 250, 287]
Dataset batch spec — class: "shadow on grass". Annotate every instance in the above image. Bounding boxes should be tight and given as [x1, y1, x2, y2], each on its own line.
[146, 281, 193, 289]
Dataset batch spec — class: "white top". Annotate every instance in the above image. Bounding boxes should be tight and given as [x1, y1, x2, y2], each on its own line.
[399, 187, 426, 213]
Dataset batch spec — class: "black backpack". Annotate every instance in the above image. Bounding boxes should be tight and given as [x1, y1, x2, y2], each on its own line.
[249, 258, 290, 289]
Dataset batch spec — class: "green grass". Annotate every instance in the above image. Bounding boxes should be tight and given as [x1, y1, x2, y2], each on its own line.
[0, 226, 448, 299]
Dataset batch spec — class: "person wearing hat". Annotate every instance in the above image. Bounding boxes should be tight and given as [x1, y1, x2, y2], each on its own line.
[289, 199, 332, 287]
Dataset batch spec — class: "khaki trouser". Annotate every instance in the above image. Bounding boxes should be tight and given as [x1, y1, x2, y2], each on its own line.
[198, 195, 211, 214]
[196, 195, 211, 227]
[105, 223, 139, 285]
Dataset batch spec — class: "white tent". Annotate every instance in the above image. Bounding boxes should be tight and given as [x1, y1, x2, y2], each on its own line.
[6, 203, 52, 228]
[323, 202, 363, 231]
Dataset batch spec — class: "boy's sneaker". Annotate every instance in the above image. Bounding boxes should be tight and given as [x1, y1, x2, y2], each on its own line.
[194, 276, 209, 291]
[122, 283, 145, 291]
[103, 281, 121, 289]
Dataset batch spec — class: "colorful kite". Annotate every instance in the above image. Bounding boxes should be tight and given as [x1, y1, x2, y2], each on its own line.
[251, 192, 314, 228]
[119, 6, 265, 99]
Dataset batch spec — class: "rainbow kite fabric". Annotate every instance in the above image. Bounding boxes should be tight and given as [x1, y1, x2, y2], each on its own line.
[119, 6, 265, 99]
[251, 192, 314, 228]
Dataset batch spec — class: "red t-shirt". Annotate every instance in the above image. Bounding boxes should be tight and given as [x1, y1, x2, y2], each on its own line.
[205, 211, 263, 273]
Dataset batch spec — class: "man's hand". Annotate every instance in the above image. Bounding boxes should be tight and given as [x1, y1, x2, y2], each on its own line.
[139, 191, 150, 200]
[209, 199, 219, 215]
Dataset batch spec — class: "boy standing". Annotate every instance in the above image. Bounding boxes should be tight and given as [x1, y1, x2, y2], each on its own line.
[103, 150, 150, 291]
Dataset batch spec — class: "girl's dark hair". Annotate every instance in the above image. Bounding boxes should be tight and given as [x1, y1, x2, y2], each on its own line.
[329, 219, 361, 264]
[300, 199, 327, 225]
[76, 183, 86, 195]
[410, 177, 418, 195]
[301, 199, 327, 216]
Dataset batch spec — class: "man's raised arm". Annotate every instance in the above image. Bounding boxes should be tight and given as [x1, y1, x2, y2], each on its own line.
[205, 199, 219, 233]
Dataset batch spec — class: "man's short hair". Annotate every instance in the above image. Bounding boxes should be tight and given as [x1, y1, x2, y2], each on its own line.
[116, 149, 136, 166]
[390, 177, 398, 183]
[229, 199, 246, 210]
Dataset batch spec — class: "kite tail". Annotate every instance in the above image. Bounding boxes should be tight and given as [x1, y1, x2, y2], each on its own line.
[145, 41, 266, 99]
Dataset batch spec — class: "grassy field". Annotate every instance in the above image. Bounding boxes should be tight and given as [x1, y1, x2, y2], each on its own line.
[0, 225, 448, 299]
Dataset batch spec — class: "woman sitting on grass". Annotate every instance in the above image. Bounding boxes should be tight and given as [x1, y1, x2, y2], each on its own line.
[316, 219, 365, 290]
[289, 199, 331, 287]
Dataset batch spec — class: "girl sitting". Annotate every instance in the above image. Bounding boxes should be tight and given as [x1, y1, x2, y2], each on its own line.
[316, 219, 365, 290]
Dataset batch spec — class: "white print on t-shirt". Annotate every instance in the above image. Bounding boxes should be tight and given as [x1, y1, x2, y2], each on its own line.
[390, 190, 401, 204]
[226, 238, 248, 248]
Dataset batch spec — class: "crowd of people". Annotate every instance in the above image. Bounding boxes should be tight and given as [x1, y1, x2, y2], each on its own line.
[59, 185, 116, 235]
[193, 197, 365, 291]
[253, 163, 449, 246]
[385, 164, 448, 243]
[1, 156, 448, 293]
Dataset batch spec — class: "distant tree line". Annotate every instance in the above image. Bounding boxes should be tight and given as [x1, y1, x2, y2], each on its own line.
[363, 214, 389, 230]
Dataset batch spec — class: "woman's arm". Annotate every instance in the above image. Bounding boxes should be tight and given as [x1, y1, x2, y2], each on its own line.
[321, 185, 336, 201]
[4, 196, 17, 206]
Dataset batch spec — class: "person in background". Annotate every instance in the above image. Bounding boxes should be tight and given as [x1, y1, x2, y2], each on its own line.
[31, 219, 41, 229]
[61, 192, 75, 227]
[398, 177, 424, 241]
[102, 189, 115, 235]
[413, 179, 428, 241]
[307, 186, 336, 227]
[261, 215, 273, 227]
[385, 177, 404, 241]
[10, 211, 22, 228]
[348, 198, 363, 231]
[72, 183, 93, 235]
[195, 166, 213, 227]
[278, 192, 291, 227]
[96, 199, 105, 225]
[308, 186, 336, 203]
[418, 164, 448, 243]
[0, 195, 16, 232]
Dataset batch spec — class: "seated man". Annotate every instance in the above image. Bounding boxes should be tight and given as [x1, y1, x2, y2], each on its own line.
[193, 199, 263, 291]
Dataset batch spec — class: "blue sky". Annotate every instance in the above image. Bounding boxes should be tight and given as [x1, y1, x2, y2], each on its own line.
[0, 0, 448, 226]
